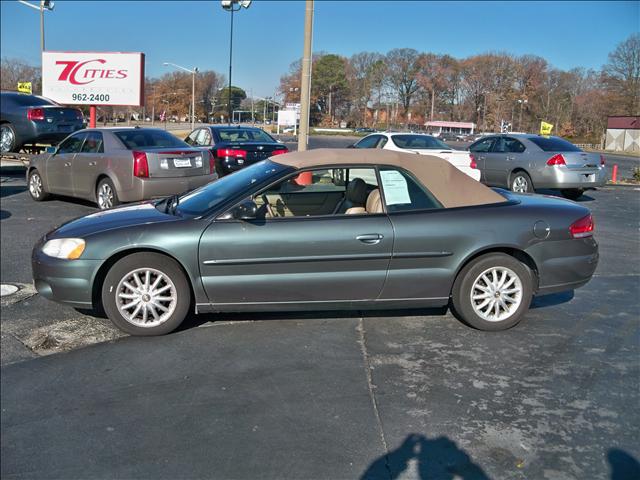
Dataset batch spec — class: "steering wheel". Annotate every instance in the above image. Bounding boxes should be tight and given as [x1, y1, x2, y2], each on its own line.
[260, 194, 275, 217]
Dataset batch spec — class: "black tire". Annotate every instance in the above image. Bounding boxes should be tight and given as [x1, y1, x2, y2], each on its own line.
[96, 177, 120, 210]
[510, 171, 534, 193]
[451, 253, 533, 331]
[28, 169, 50, 201]
[101, 252, 191, 336]
[560, 189, 584, 200]
[0, 123, 17, 153]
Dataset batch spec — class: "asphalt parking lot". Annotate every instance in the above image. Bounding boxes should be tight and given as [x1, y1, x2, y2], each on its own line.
[1, 141, 639, 479]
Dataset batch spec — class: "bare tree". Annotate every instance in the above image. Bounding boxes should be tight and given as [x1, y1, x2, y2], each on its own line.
[0, 58, 41, 93]
[385, 48, 421, 117]
[603, 34, 640, 115]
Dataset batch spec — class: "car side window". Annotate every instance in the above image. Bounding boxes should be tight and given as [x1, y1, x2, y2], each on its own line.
[469, 137, 495, 153]
[504, 137, 526, 153]
[354, 135, 381, 149]
[492, 137, 506, 153]
[57, 133, 87, 154]
[196, 129, 211, 146]
[80, 132, 104, 153]
[377, 137, 388, 148]
[185, 130, 200, 146]
[253, 167, 379, 218]
[379, 167, 443, 213]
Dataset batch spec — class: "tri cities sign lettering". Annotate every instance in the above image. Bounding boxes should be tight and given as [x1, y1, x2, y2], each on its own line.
[42, 52, 145, 106]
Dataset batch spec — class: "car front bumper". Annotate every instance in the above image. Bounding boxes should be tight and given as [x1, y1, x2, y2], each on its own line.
[534, 165, 607, 189]
[32, 242, 101, 308]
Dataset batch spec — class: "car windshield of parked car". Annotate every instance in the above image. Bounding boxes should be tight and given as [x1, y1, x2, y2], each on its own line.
[216, 128, 276, 143]
[175, 160, 291, 217]
[391, 135, 450, 150]
[529, 137, 582, 152]
[114, 130, 189, 149]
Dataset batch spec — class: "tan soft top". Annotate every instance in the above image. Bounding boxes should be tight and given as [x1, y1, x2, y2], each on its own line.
[273, 149, 504, 208]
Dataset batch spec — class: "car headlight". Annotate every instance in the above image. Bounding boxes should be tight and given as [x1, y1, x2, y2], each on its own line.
[42, 238, 86, 259]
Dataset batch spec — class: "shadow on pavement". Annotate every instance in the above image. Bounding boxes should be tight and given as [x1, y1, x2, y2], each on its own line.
[537, 189, 596, 202]
[608, 449, 640, 480]
[0, 209, 11, 220]
[530, 290, 575, 309]
[361, 433, 490, 480]
[0, 185, 27, 198]
[176, 306, 450, 332]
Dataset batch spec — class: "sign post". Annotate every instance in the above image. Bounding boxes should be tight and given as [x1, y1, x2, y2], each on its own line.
[42, 51, 145, 129]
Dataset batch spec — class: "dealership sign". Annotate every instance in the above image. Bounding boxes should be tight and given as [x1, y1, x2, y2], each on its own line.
[42, 52, 145, 106]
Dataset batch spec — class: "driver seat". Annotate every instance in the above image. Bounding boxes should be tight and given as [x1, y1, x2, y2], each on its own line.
[334, 178, 367, 214]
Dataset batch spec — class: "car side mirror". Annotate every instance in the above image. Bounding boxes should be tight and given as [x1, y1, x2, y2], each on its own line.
[233, 200, 258, 220]
[46, 146, 57, 155]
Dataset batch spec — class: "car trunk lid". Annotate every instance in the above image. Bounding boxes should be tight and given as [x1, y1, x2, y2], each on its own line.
[548, 151, 602, 172]
[138, 148, 209, 178]
[219, 142, 287, 163]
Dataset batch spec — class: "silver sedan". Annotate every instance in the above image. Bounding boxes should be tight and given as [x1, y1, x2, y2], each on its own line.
[468, 134, 607, 200]
[26, 128, 218, 209]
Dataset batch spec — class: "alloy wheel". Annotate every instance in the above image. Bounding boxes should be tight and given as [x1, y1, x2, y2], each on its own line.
[29, 173, 43, 198]
[469, 266, 523, 322]
[0, 125, 15, 153]
[97, 183, 114, 209]
[512, 176, 528, 193]
[115, 267, 177, 328]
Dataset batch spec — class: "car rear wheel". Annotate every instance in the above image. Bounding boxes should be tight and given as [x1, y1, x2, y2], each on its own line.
[510, 171, 534, 193]
[28, 169, 50, 201]
[96, 178, 120, 210]
[560, 189, 584, 200]
[451, 253, 533, 331]
[0, 123, 17, 153]
[101, 253, 191, 336]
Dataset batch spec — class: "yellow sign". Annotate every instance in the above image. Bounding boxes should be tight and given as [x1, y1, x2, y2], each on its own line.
[17, 82, 32, 94]
[540, 121, 553, 136]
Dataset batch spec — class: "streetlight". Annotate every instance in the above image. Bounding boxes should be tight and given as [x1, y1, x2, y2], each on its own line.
[163, 62, 198, 130]
[18, 0, 54, 55]
[517, 98, 528, 132]
[221, 0, 251, 126]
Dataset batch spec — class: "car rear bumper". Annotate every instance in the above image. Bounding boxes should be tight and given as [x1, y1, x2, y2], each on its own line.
[118, 173, 217, 202]
[534, 166, 607, 189]
[32, 243, 100, 308]
[527, 237, 599, 295]
[18, 121, 84, 146]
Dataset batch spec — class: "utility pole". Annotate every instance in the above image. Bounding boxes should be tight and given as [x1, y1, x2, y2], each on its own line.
[298, 0, 313, 151]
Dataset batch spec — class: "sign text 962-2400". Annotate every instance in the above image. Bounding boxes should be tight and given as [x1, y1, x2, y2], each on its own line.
[71, 93, 110, 102]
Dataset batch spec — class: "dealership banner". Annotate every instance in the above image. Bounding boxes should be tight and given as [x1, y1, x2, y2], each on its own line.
[42, 51, 145, 106]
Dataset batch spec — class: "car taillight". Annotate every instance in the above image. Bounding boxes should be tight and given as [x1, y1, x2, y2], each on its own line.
[546, 154, 566, 166]
[469, 154, 478, 169]
[569, 214, 594, 238]
[271, 148, 288, 156]
[600, 154, 605, 166]
[133, 151, 149, 178]
[217, 148, 246, 158]
[209, 150, 215, 174]
[27, 108, 45, 121]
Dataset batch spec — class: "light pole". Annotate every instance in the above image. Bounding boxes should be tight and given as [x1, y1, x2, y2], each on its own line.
[18, 0, 54, 94]
[517, 98, 528, 132]
[163, 62, 198, 131]
[221, 0, 251, 126]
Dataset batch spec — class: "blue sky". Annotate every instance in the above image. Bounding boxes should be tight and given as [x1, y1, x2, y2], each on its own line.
[1, 0, 638, 98]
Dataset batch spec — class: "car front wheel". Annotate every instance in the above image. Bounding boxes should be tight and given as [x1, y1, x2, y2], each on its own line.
[0, 123, 17, 153]
[510, 171, 534, 193]
[101, 252, 191, 335]
[451, 253, 533, 331]
[28, 169, 50, 201]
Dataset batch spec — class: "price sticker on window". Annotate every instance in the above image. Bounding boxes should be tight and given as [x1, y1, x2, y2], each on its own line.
[380, 170, 411, 205]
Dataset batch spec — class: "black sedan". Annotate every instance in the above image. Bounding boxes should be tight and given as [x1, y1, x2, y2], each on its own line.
[184, 125, 287, 176]
[32, 149, 598, 336]
[0, 92, 84, 153]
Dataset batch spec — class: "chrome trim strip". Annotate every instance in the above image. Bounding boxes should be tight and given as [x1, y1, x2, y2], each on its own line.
[203, 253, 390, 265]
[196, 297, 449, 307]
[392, 251, 452, 258]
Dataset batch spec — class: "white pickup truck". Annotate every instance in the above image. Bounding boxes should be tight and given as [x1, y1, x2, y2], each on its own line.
[350, 132, 480, 181]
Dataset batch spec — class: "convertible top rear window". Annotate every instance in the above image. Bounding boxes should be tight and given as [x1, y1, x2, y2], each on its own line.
[115, 130, 189, 149]
[529, 137, 581, 152]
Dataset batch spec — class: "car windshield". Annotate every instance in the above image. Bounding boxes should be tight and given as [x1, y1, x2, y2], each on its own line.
[216, 128, 276, 143]
[391, 135, 450, 150]
[529, 136, 582, 152]
[114, 130, 189, 149]
[175, 160, 291, 217]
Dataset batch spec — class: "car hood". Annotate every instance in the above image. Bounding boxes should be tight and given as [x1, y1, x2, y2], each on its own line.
[48, 202, 179, 239]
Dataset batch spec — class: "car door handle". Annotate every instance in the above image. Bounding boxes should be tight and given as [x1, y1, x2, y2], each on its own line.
[356, 234, 384, 244]
[88, 161, 97, 166]
[64, 162, 71, 167]
[506, 156, 514, 161]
